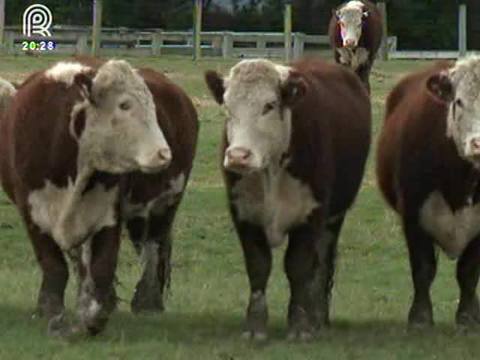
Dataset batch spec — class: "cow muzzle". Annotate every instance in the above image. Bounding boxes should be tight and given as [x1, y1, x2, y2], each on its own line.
[138, 147, 172, 173]
[224, 147, 254, 173]
[343, 38, 357, 49]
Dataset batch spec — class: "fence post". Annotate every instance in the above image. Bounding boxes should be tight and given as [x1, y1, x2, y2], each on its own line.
[284, 0, 292, 62]
[0, 0, 5, 47]
[152, 30, 163, 56]
[459, 3, 467, 57]
[222, 32, 233, 59]
[293, 33, 305, 59]
[76, 33, 88, 55]
[193, 0, 202, 61]
[92, 0, 103, 56]
[377, 2, 388, 61]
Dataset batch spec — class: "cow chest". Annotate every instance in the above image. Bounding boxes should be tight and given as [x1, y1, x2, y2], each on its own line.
[420, 191, 480, 259]
[28, 179, 119, 250]
[231, 169, 319, 247]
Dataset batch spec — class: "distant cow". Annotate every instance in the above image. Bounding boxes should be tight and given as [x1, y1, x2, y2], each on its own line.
[328, 0, 383, 92]
[377, 57, 480, 329]
[205, 59, 371, 340]
[0, 59, 198, 336]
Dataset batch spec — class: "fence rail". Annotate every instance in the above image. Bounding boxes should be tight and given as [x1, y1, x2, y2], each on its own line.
[3, 26, 330, 58]
[1, 25, 468, 60]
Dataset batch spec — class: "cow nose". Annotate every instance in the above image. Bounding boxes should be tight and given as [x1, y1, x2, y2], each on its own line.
[344, 39, 356, 48]
[226, 147, 252, 169]
[470, 138, 480, 154]
[158, 147, 172, 164]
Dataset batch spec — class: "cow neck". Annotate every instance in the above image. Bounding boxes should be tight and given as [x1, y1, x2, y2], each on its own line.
[55, 166, 96, 234]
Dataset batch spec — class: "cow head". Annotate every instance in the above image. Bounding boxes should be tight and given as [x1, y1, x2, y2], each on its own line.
[427, 57, 480, 165]
[71, 60, 171, 174]
[205, 59, 306, 174]
[335, 1, 368, 48]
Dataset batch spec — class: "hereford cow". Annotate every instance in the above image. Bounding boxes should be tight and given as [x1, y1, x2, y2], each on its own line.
[73, 56, 199, 314]
[328, 0, 383, 92]
[205, 58, 371, 340]
[0, 59, 198, 336]
[377, 56, 480, 329]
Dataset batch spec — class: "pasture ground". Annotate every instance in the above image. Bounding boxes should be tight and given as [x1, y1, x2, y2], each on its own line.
[0, 55, 477, 359]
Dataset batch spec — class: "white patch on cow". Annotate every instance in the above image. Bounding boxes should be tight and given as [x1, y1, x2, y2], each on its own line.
[337, 47, 370, 70]
[223, 60, 294, 170]
[45, 62, 91, 86]
[0, 78, 16, 110]
[444, 56, 480, 162]
[336, 1, 365, 47]
[28, 172, 119, 250]
[123, 173, 186, 219]
[420, 191, 480, 259]
[232, 170, 319, 247]
[343, 0, 364, 11]
[76, 239, 102, 324]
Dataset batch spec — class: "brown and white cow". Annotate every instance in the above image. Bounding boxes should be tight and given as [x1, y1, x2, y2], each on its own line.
[328, 0, 383, 92]
[73, 57, 199, 314]
[205, 58, 371, 340]
[377, 56, 480, 329]
[0, 59, 198, 336]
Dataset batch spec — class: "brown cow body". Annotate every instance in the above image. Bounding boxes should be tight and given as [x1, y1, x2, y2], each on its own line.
[377, 59, 480, 328]
[328, 0, 383, 92]
[0, 59, 198, 335]
[206, 59, 371, 339]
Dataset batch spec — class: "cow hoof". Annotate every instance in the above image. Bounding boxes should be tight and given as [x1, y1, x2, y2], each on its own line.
[456, 312, 480, 331]
[408, 306, 434, 330]
[286, 329, 314, 342]
[47, 313, 83, 339]
[241, 329, 268, 342]
[131, 294, 164, 314]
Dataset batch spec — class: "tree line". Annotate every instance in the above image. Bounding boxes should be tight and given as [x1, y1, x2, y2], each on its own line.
[6, 0, 473, 50]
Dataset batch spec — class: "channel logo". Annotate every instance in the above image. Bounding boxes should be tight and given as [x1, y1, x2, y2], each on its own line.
[23, 4, 53, 38]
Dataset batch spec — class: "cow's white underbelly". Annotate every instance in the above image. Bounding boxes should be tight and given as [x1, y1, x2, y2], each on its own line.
[28, 179, 119, 250]
[232, 170, 319, 247]
[420, 191, 480, 259]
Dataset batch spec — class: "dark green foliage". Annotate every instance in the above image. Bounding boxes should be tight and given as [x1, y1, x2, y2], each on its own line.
[4, 0, 479, 50]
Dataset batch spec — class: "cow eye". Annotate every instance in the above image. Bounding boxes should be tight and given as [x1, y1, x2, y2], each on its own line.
[455, 98, 464, 108]
[119, 101, 131, 111]
[262, 102, 277, 115]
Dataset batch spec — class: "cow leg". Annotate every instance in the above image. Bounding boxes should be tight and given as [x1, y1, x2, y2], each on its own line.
[312, 214, 345, 329]
[356, 64, 371, 94]
[456, 237, 480, 328]
[126, 216, 147, 255]
[77, 227, 120, 335]
[403, 217, 437, 328]
[238, 223, 271, 341]
[27, 224, 68, 321]
[131, 208, 176, 313]
[285, 224, 317, 340]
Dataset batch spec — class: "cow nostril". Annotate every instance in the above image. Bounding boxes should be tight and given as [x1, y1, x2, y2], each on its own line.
[158, 148, 172, 162]
[228, 148, 251, 162]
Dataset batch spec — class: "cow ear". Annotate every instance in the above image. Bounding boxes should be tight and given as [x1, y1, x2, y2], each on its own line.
[205, 70, 225, 104]
[335, 9, 341, 19]
[427, 71, 455, 103]
[362, 11, 369, 18]
[74, 72, 95, 104]
[281, 72, 307, 107]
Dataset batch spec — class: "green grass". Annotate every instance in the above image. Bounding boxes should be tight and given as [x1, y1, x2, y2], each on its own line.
[0, 54, 476, 359]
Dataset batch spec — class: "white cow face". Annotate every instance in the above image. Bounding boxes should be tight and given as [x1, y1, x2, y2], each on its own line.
[72, 60, 171, 174]
[427, 57, 480, 166]
[336, 1, 368, 48]
[205, 59, 306, 174]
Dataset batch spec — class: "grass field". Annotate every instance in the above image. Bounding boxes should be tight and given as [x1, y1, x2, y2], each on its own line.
[0, 54, 478, 360]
